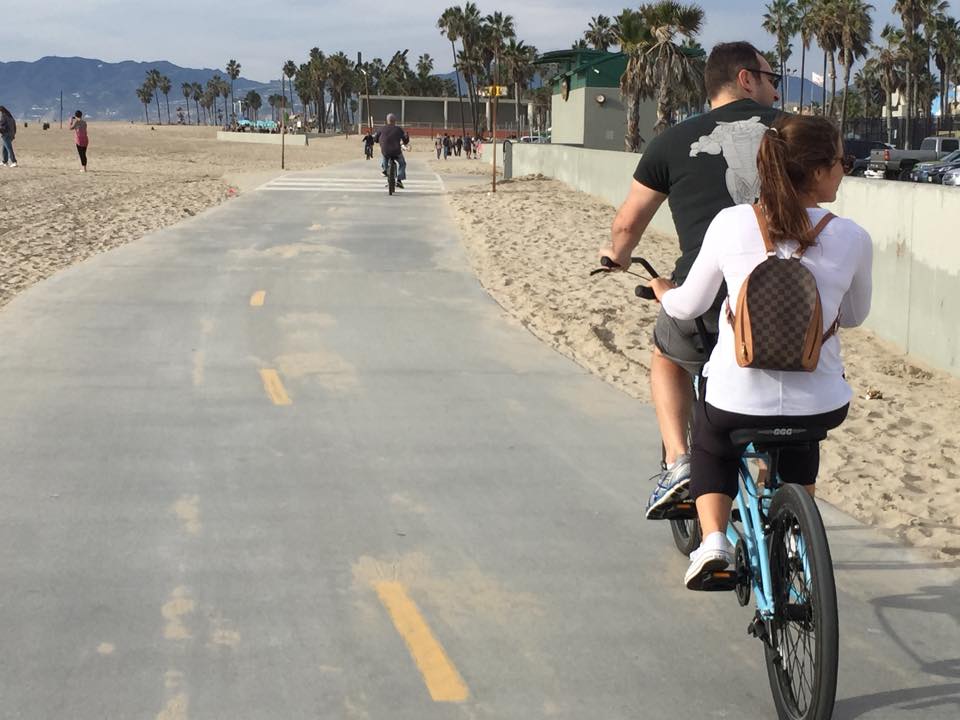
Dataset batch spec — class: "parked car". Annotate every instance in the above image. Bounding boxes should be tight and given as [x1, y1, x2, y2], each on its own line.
[866, 135, 960, 180]
[844, 139, 893, 177]
[942, 167, 960, 186]
[910, 150, 960, 183]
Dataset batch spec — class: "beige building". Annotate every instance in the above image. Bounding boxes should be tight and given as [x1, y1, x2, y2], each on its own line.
[536, 49, 656, 151]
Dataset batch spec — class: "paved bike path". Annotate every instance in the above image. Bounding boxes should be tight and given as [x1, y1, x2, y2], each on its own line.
[0, 158, 956, 719]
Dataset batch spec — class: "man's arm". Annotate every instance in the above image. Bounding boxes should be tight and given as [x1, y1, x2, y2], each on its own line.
[601, 180, 668, 268]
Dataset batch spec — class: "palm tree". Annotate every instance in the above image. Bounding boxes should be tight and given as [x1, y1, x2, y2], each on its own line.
[763, 0, 799, 111]
[181, 82, 193, 124]
[933, 15, 960, 128]
[283, 60, 297, 113]
[308, 48, 328, 132]
[244, 90, 262, 121]
[796, 0, 816, 112]
[835, 0, 873, 135]
[158, 75, 172, 125]
[894, 0, 928, 146]
[811, 0, 841, 116]
[873, 24, 906, 143]
[438, 5, 469, 138]
[206, 75, 224, 125]
[226, 59, 241, 121]
[633, 2, 706, 135]
[190, 82, 203, 125]
[145, 69, 163, 124]
[585, 14, 618, 51]
[327, 51, 355, 134]
[219, 77, 231, 126]
[618, 8, 652, 151]
[503, 39, 537, 134]
[136, 84, 154, 123]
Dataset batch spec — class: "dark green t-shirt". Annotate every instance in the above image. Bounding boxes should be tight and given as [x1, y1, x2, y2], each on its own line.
[633, 99, 781, 284]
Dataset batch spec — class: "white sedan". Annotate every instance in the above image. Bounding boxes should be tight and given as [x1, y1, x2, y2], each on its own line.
[943, 167, 960, 187]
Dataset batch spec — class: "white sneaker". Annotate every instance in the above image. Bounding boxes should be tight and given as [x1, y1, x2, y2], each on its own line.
[8, 162, 17, 168]
[685, 532, 735, 590]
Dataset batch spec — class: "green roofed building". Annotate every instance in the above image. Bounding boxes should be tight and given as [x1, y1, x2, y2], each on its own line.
[535, 49, 656, 151]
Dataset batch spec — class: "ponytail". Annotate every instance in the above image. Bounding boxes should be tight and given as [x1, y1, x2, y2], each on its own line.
[756, 115, 840, 250]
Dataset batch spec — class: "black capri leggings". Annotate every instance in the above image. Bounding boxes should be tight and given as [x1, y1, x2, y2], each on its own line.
[77, 144, 88, 167]
[690, 381, 849, 500]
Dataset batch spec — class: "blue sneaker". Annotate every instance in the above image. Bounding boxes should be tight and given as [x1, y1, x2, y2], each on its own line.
[645, 454, 691, 520]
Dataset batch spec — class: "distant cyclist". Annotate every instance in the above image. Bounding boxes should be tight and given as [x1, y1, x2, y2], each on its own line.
[599, 42, 782, 520]
[362, 130, 375, 160]
[649, 115, 872, 588]
[374, 114, 409, 189]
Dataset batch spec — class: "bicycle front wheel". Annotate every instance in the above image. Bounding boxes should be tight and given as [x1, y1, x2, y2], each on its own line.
[764, 483, 839, 720]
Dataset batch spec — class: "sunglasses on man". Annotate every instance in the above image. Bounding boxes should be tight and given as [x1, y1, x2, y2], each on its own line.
[745, 68, 783, 90]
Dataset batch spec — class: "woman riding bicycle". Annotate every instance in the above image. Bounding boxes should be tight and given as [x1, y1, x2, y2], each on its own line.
[649, 115, 873, 590]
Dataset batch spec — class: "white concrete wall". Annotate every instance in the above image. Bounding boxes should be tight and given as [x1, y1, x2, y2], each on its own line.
[550, 87, 585, 145]
[503, 142, 960, 376]
[217, 131, 307, 146]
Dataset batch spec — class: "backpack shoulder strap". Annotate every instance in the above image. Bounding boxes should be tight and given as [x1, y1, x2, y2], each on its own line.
[751, 204, 775, 254]
[807, 212, 836, 245]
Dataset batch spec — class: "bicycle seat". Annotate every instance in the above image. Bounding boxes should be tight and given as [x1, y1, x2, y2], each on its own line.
[729, 426, 827, 448]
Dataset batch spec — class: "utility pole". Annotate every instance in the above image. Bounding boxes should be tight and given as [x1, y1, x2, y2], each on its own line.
[281, 74, 286, 170]
[60, 91, 63, 128]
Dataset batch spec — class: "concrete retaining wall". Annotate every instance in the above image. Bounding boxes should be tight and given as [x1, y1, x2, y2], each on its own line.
[216, 131, 308, 146]
[502, 142, 960, 376]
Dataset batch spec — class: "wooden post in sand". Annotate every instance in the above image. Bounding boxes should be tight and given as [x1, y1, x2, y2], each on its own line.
[280, 75, 286, 170]
[491, 92, 498, 193]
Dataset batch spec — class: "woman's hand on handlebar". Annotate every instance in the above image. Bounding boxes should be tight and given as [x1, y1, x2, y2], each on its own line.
[649, 277, 676, 302]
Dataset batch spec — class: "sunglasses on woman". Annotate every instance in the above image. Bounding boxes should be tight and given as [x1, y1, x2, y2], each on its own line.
[835, 154, 856, 174]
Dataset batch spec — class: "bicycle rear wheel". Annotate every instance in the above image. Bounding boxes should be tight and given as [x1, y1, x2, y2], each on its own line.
[388, 160, 396, 195]
[764, 483, 838, 720]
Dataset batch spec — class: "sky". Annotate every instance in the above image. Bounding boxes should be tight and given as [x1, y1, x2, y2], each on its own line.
[4, 0, 904, 82]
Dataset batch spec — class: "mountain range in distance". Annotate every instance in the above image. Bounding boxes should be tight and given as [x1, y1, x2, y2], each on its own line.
[0, 56, 284, 122]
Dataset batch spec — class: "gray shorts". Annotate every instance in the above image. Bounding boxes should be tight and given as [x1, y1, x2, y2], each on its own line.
[652, 307, 719, 376]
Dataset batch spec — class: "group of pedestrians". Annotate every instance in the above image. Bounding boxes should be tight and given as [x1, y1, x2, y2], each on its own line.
[0, 106, 91, 171]
[434, 133, 479, 160]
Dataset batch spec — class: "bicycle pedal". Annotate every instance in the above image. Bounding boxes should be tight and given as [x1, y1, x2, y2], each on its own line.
[697, 570, 739, 592]
[662, 501, 698, 520]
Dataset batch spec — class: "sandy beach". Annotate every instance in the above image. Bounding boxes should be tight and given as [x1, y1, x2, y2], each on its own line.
[2, 125, 957, 560]
[0, 123, 386, 308]
[446, 175, 960, 561]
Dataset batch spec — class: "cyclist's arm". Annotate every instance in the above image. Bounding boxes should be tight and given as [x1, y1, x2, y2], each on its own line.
[603, 180, 667, 267]
[659, 212, 725, 320]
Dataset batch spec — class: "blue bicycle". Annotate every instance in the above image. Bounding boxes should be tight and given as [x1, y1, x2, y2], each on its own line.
[594, 256, 839, 720]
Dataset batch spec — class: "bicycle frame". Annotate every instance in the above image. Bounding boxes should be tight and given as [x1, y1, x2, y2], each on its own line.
[726, 446, 778, 620]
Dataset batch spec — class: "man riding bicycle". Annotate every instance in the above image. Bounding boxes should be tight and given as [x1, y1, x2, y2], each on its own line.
[600, 42, 781, 519]
[374, 113, 410, 189]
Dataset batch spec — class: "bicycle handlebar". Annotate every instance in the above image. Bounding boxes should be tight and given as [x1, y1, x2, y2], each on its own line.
[593, 256, 659, 301]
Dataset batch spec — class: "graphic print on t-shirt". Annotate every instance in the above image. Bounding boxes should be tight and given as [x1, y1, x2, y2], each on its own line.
[688, 116, 768, 205]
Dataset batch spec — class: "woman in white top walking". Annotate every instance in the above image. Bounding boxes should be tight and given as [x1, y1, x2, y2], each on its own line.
[650, 115, 873, 589]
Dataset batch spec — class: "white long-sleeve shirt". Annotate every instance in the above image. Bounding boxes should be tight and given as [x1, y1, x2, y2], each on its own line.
[661, 204, 873, 416]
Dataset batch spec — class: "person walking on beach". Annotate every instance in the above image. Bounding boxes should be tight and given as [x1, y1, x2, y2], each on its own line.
[599, 41, 782, 519]
[69, 110, 90, 172]
[463, 135, 473, 159]
[0, 106, 18, 167]
[442, 133, 452, 159]
[435, 136, 442, 159]
[455, 135, 463, 157]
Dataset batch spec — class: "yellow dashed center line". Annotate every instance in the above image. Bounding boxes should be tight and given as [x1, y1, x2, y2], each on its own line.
[374, 580, 469, 703]
[259, 369, 292, 406]
[250, 290, 266, 307]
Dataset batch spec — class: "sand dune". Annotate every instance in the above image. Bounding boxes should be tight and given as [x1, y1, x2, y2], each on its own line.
[446, 175, 960, 561]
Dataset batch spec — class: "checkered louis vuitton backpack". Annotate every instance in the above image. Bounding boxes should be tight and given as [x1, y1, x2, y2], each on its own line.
[726, 205, 840, 372]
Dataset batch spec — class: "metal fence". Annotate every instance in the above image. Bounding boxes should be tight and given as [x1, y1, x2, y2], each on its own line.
[845, 115, 960, 149]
